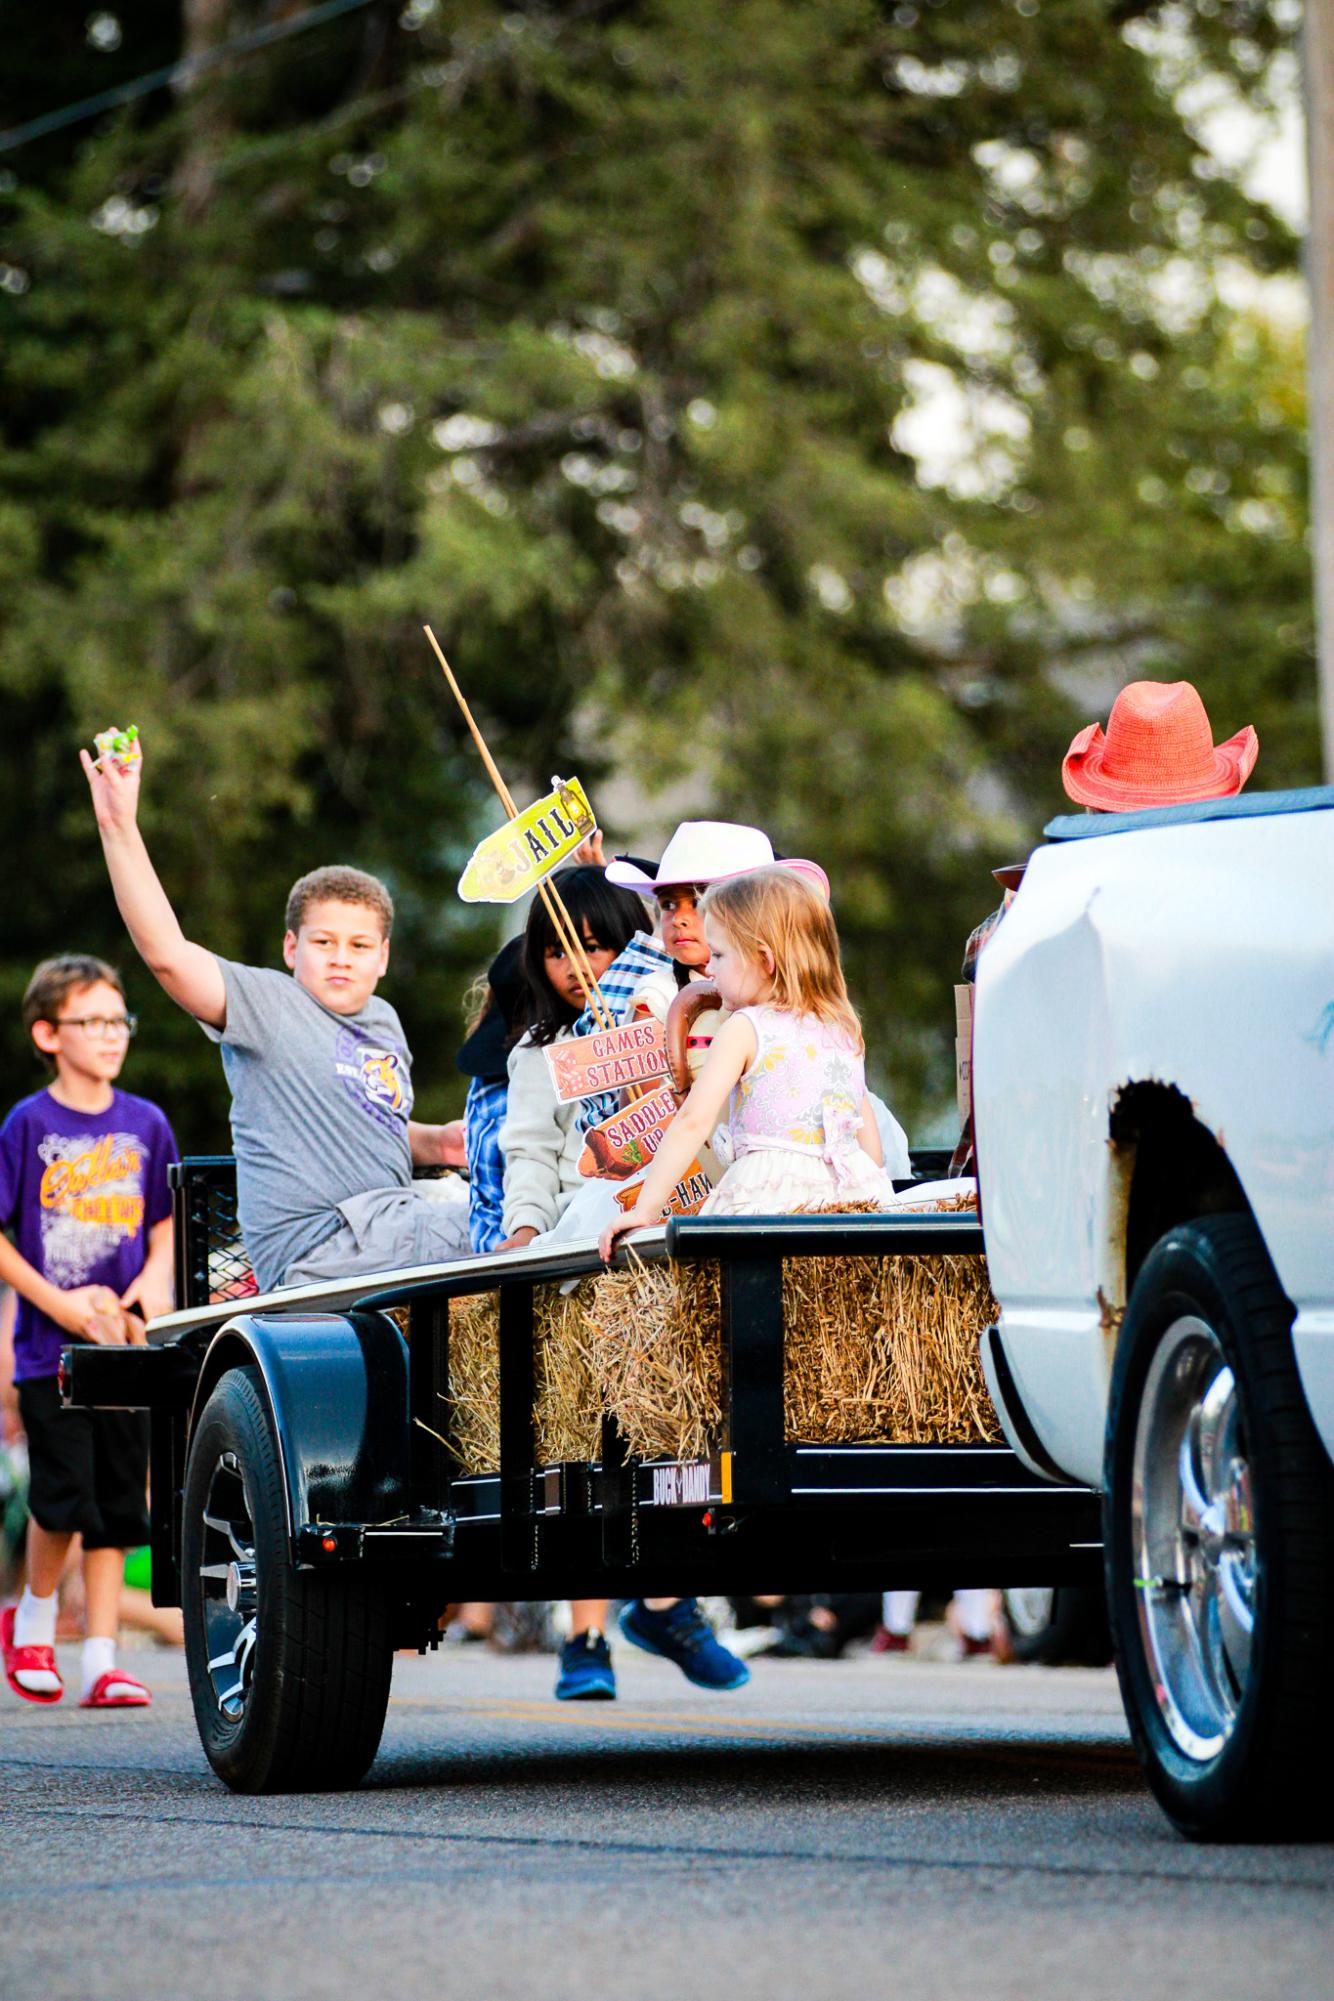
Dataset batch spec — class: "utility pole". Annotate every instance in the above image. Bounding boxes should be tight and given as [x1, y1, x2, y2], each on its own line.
[1304, 0, 1334, 782]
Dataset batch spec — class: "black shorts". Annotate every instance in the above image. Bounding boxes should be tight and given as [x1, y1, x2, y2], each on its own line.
[16, 1374, 150, 1550]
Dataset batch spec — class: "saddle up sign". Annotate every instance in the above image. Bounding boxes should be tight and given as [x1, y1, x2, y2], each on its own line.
[458, 778, 597, 904]
[577, 1084, 678, 1180]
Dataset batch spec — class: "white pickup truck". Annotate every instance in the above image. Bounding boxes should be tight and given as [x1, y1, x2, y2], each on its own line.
[973, 784, 1334, 1841]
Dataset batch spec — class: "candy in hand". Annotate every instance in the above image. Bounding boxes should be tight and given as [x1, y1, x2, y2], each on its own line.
[93, 723, 141, 774]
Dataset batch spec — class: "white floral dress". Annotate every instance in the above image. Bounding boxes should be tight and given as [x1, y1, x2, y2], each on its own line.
[700, 1004, 897, 1216]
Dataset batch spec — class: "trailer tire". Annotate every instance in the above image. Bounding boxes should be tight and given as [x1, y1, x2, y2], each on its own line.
[182, 1366, 393, 1794]
[1105, 1214, 1334, 1840]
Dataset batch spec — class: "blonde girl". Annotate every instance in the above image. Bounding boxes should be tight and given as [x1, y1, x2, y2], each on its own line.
[599, 868, 894, 1259]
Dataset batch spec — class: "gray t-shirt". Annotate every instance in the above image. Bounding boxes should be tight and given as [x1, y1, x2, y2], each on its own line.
[200, 960, 415, 1291]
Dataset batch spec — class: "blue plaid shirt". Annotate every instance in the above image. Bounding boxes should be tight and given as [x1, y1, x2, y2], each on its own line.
[464, 1073, 509, 1253]
[570, 932, 674, 1130]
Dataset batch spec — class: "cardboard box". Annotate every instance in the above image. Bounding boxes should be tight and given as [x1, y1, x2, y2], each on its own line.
[954, 985, 973, 1124]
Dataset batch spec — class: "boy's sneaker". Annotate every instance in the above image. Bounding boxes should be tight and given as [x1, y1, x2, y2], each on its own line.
[554, 1627, 616, 1701]
[618, 1598, 751, 1691]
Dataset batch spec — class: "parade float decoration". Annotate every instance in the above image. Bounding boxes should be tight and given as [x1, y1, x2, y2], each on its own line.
[544, 1016, 671, 1103]
[577, 1084, 678, 1181]
[427, 627, 995, 1476]
[458, 777, 597, 904]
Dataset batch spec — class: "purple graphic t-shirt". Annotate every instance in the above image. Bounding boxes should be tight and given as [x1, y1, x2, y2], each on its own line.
[0, 1087, 178, 1381]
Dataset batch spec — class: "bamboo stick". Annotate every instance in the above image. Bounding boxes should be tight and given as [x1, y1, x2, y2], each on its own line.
[425, 625, 614, 1030]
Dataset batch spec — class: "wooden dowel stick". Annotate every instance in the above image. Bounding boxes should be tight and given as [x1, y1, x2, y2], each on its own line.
[426, 624, 520, 816]
[543, 882, 614, 1031]
[425, 625, 615, 1030]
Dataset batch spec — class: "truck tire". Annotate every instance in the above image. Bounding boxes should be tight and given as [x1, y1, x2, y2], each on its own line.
[181, 1366, 394, 1794]
[1104, 1214, 1334, 1840]
[999, 1586, 1112, 1666]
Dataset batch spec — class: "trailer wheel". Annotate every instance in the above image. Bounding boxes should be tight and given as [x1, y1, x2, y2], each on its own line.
[1105, 1215, 1334, 1840]
[181, 1366, 393, 1794]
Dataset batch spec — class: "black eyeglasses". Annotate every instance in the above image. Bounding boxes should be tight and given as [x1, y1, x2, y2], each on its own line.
[53, 1015, 139, 1040]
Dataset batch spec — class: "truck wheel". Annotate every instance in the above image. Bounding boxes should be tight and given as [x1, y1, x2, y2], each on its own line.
[999, 1586, 1112, 1666]
[1104, 1214, 1334, 1840]
[181, 1367, 393, 1794]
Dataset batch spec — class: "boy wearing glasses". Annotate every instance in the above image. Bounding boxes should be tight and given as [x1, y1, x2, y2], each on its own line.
[0, 954, 177, 1709]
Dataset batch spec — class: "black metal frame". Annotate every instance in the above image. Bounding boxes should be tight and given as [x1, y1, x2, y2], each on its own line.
[355, 1210, 1101, 1603]
[78, 1163, 1102, 1626]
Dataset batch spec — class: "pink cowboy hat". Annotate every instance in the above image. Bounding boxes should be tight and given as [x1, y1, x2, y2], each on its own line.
[1061, 680, 1258, 811]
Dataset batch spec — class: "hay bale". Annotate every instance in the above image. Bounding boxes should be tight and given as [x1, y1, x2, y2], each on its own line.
[779, 1251, 999, 1446]
[446, 1293, 502, 1474]
[584, 1206, 1000, 1457]
[582, 1259, 723, 1463]
[445, 1203, 1001, 1470]
[445, 1283, 603, 1474]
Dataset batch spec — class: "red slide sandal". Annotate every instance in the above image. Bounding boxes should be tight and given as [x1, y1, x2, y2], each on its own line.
[80, 1669, 152, 1709]
[2, 1605, 65, 1705]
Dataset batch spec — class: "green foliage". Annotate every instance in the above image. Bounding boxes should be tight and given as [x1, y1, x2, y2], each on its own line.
[0, 0, 1315, 1140]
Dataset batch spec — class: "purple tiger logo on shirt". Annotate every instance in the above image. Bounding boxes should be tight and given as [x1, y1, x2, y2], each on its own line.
[333, 1026, 411, 1131]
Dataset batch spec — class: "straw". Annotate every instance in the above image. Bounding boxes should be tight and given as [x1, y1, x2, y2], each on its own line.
[445, 1285, 604, 1473]
[442, 1208, 1001, 1472]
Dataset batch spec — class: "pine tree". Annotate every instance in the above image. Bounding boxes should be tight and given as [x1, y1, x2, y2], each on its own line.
[0, 0, 1312, 1132]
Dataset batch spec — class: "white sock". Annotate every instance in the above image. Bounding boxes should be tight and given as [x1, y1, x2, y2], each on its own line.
[82, 1636, 116, 1696]
[10, 1588, 61, 1695]
[952, 1589, 995, 1642]
[882, 1589, 919, 1637]
[14, 1586, 57, 1649]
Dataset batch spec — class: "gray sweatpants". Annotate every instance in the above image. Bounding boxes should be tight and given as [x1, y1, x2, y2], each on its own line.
[282, 1182, 471, 1287]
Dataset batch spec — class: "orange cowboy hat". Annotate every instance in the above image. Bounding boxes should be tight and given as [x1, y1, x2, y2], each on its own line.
[1061, 680, 1258, 811]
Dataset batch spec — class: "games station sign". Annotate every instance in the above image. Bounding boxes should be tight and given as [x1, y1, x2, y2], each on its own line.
[544, 1016, 671, 1105]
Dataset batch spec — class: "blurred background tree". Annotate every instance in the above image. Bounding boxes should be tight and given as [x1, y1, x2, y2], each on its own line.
[0, 0, 1314, 1141]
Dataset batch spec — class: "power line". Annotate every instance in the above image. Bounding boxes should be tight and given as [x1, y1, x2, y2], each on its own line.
[0, 0, 382, 157]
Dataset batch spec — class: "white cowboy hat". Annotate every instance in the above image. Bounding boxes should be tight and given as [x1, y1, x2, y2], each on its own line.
[606, 821, 775, 893]
[606, 822, 829, 900]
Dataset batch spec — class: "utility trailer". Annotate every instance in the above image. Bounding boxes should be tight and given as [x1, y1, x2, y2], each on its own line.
[62, 1154, 1101, 1793]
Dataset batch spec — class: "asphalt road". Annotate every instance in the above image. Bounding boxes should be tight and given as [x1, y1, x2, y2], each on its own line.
[5, 1636, 1333, 2001]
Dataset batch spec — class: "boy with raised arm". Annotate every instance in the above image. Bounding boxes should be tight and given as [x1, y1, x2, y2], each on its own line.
[81, 737, 468, 1293]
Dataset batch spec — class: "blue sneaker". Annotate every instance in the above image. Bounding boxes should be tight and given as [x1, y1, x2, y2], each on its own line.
[554, 1627, 616, 1701]
[618, 1599, 751, 1691]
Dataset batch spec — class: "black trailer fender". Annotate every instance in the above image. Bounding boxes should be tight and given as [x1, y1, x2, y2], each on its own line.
[187, 1308, 413, 1560]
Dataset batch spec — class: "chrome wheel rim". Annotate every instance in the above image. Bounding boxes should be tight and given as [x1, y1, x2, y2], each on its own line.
[1132, 1315, 1256, 1762]
[198, 1451, 258, 1721]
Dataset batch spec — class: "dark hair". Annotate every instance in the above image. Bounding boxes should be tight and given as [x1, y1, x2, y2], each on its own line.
[285, 865, 394, 938]
[512, 865, 648, 1046]
[23, 955, 126, 1071]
